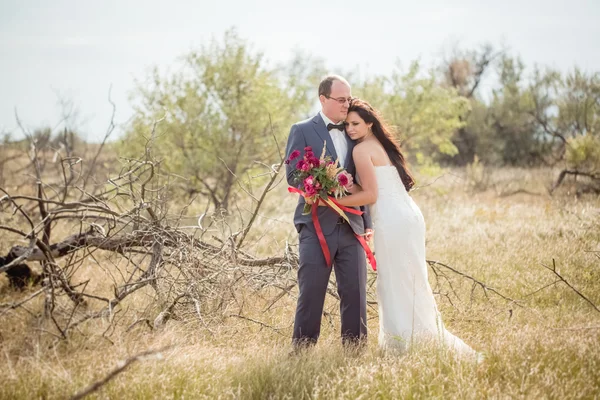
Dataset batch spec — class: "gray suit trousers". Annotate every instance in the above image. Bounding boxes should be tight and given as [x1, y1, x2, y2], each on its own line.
[292, 220, 368, 346]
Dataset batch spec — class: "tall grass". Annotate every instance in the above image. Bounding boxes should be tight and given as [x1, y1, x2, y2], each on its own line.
[1, 167, 599, 399]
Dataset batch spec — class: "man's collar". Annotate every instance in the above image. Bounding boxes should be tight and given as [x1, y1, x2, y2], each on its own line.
[319, 110, 342, 126]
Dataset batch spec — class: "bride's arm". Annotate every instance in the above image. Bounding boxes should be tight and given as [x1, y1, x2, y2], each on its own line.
[336, 145, 378, 207]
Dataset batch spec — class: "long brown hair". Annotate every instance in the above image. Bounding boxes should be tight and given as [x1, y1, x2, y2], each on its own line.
[348, 98, 415, 192]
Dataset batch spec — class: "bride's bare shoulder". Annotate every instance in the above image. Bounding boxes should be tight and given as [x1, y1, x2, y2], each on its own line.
[352, 141, 379, 161]
[352, 140, 377, 155]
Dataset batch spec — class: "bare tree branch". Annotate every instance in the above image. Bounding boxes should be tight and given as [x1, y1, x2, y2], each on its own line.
[541, 259, 600, 314]
[70, 347, 169, 400]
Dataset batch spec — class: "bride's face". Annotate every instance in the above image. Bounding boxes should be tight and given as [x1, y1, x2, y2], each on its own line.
[345, 111, 372, 142]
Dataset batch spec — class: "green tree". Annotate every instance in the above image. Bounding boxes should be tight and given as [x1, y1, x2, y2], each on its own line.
[529, 67, 600, 191]
[122, 30, 323, 210]
[450, 54, 552, 167]
[488, 55, 542, 165]
[527, 67, 600, 161]
[353, 61, 470, 172]
[439, 43, 501, 165]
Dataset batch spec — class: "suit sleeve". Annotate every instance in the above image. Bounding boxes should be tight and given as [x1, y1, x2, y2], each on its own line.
[284, 123, 306, 187]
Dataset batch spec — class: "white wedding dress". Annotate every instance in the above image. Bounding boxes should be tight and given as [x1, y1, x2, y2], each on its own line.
[369, 166, 479, 358]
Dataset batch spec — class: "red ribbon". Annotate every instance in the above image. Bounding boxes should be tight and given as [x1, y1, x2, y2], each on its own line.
[288, 187, 377, 271]
[310, 197, 331, 267]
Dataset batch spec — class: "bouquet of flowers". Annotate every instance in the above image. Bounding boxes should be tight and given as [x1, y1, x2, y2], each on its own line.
[286, 142, 353, 215]
[286, 142, 377, 270]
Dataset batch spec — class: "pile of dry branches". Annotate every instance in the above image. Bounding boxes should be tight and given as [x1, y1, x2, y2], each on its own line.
[0, 126, 304, 340]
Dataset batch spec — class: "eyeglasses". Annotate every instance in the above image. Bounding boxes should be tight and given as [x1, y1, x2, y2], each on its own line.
[325, 95, 353, 105]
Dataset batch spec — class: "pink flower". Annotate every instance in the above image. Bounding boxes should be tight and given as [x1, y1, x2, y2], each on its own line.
[304, 182, 316, 197]
[304, 176, 319, 197]
[320, 159, 326, 166]
[337, 171, 353, 188]
[288, 150, 301, 161]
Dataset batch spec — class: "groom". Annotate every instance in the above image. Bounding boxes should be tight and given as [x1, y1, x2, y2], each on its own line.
[285, 75, 373, 348]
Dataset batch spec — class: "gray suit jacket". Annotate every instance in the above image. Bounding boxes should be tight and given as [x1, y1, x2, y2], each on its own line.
[285, 113, 372, 236]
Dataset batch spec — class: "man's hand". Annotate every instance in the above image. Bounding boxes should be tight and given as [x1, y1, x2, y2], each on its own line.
[364, 228, 374, 241]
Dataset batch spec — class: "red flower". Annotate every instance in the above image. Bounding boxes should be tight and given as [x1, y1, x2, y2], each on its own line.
[288, 150, 301, 161]
[304, 146, 313, 153]
[308, 156, 320, 166]
[295, 159, 306, 170]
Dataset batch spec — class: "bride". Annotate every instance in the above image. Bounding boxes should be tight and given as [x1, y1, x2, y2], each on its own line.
[335, 98, 480, 359]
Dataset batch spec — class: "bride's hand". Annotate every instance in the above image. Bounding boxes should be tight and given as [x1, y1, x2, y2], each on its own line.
[304, 196, 328, 206]
[347, 182, 362, 194]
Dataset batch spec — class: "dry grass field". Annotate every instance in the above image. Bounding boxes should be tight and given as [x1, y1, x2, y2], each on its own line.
[1, 148, 599, 399]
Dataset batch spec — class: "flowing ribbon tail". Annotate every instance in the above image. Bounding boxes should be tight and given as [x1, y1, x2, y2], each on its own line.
[328, 197, 363, 215]
[354, 234, 377, 271]
[311, 199, 332, 267]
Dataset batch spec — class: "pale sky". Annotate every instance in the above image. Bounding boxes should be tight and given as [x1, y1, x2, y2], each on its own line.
[1, 0, 599, 142]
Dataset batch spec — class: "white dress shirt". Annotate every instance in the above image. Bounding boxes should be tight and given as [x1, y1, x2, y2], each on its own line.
[320, 111, 348, 167]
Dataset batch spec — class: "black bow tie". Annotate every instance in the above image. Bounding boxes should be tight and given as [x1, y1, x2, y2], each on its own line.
[327, 123, 345, 131]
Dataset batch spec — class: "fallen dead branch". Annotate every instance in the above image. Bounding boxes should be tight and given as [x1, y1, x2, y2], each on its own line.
[550, 169, 600, 194]
[499, 189, 543, 197]
[0, 287, 45, 316]
[541, 258, 600, 314]
[69, 347, 169, 400]
[427, 259, 521, 306]
[228, 314, 286, 335]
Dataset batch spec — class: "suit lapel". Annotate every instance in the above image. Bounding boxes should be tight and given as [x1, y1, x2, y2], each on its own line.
[311, 114, 338, 162]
